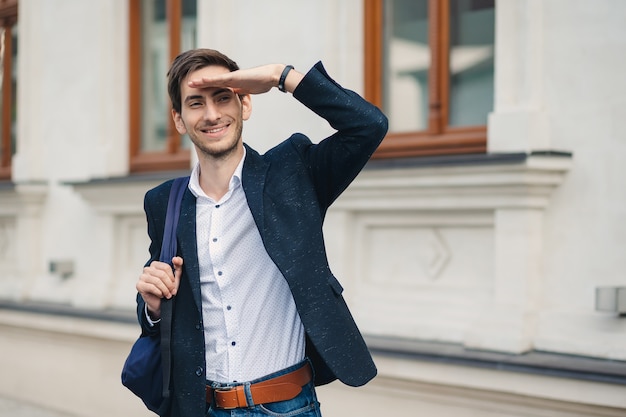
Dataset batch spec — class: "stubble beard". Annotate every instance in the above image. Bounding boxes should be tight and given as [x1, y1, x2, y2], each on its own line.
[192, 118, 244, 162]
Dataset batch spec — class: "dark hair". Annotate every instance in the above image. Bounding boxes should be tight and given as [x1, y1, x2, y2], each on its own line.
[167, 48, 239, 114]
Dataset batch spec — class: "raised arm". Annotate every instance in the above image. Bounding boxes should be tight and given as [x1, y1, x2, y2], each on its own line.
[187, 64, 304, 95]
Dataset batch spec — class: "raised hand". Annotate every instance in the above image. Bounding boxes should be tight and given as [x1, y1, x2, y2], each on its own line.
[187, 64, 303, 95]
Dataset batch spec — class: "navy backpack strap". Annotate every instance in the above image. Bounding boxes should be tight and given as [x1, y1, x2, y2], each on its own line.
[159, 176, 189, 400]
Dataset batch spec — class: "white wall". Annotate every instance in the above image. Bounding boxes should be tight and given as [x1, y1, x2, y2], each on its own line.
[1, 0, 133, 311]
[484, 0, 626, 359]
[14, 0, 129, 183]
[198, 0, 365, 154]
[533, 0, 626, 359]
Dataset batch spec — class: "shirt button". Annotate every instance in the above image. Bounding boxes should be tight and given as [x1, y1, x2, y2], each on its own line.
[212, 238, 218, 242]
[196, 324, 201, 330]
[226, 305, 232, 310]
[195, 366, 203, 377]
[231, 341, 236, 346]
[215, 204, 220, 208]
[218, 271, 223, 276]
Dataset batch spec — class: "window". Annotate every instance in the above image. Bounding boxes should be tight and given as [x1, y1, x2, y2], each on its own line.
[365, 0, 494, 158]
[129, 0, 196, 173]
[0, 0, 17, 180]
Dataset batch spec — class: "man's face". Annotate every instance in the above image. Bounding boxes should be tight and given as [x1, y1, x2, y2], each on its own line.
[172, 65, 251, 160]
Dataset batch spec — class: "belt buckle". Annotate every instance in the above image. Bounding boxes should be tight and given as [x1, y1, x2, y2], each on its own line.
[214, 386, 238, 410]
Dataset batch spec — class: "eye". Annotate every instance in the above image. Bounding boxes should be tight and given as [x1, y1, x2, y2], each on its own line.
[188, 101, 202, 108]
[217, 95, 231, 103]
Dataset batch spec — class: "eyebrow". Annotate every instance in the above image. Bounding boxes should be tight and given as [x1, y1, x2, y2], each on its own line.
[184, 94, 204, 104]
[183, 88, 233, 104]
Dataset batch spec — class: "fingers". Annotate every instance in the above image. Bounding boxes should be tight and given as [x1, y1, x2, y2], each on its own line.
[172, 256, 184, 269]
[188, 72, 235, 89]
[136, 260, 180, 300]
[172, 256, 183, 291]
[187, 64, 283, 95]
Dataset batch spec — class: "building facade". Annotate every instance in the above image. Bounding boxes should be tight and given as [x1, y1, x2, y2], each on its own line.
[0, 1, 625, 416]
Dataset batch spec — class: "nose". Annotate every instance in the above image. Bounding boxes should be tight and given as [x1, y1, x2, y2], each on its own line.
[203, 102, 221, 122]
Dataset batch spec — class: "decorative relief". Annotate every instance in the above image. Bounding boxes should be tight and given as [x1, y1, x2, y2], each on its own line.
[333, 155, 571, 350]
[355, 210, 494, 289]
[351, 212, 494, 342]
[417, 228, 451, 280]
[363, 223, 453, 285]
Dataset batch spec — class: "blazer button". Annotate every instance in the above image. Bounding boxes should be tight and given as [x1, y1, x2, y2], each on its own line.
[195, 366, 203, 377]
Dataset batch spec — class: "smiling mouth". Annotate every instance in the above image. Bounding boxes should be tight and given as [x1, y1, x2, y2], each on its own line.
[200, 124, 228, 135]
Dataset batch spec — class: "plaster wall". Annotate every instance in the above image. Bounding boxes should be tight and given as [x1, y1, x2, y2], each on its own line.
[198, 0, 365, 154]
[3, 0, 134, 310]
[488, 0, 626, 357]
[532, 0, 626, 359]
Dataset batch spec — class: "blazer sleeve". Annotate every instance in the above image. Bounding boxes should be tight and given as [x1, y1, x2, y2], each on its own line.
[291, 61, 388, 208]
[136, 182, 171, 336]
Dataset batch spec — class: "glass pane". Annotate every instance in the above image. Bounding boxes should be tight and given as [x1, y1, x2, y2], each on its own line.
[140, 0, 169, 152]
[181, 0, 197, 51]
[140, 0, 197, 153]
[180, 0, 197, 150]
[383, 0, 429, 133]
[448, 0, 494, 127]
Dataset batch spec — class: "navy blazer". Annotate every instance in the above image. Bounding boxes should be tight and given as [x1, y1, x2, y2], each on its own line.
[137, 62, 388, 417]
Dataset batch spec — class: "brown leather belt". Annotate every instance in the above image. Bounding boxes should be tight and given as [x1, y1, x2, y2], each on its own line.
[206, 362, 313, 409]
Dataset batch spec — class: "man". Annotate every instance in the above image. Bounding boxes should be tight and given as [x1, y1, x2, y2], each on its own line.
[136, 48, 388, 417]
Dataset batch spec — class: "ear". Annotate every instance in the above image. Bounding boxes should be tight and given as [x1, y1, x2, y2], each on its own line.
[241, 94, 252, 121]
[172, 109, 187, 134]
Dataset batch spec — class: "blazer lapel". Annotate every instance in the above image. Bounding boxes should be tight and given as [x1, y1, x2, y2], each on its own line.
[176, 188, 202, 310]
[242, 144, 268, 233]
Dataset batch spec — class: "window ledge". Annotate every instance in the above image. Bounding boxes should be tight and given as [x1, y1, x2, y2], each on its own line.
[0, 181, 48, 216]
[66, 170, 189, 214]
[366, 150, 572, 170]
[343, 150, 573, 211]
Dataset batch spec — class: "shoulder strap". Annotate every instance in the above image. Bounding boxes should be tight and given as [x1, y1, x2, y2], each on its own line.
[159, 176, 189, 400]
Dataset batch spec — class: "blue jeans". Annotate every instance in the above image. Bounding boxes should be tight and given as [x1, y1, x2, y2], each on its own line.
[205, 360, 322, 417]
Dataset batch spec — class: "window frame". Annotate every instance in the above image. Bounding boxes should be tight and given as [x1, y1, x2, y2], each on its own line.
[364, 0, 488, 159]
[0, 0, 17, 180]
[128, 0, 191, 173]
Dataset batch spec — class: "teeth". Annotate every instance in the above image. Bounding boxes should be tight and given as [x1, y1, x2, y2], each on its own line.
[205, 127, 224, 134]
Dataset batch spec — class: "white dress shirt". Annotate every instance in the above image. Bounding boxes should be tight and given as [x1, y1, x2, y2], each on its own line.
[188, 149, 306, 383]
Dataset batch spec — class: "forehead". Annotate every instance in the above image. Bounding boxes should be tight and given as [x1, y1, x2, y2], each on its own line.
[180, 64, 231, 95]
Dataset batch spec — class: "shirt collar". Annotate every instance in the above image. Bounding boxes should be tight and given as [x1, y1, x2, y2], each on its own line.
[188, 147, 246, 200]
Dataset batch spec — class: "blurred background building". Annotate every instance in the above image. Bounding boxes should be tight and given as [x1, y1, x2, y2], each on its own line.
[0, 0, 625, 416]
